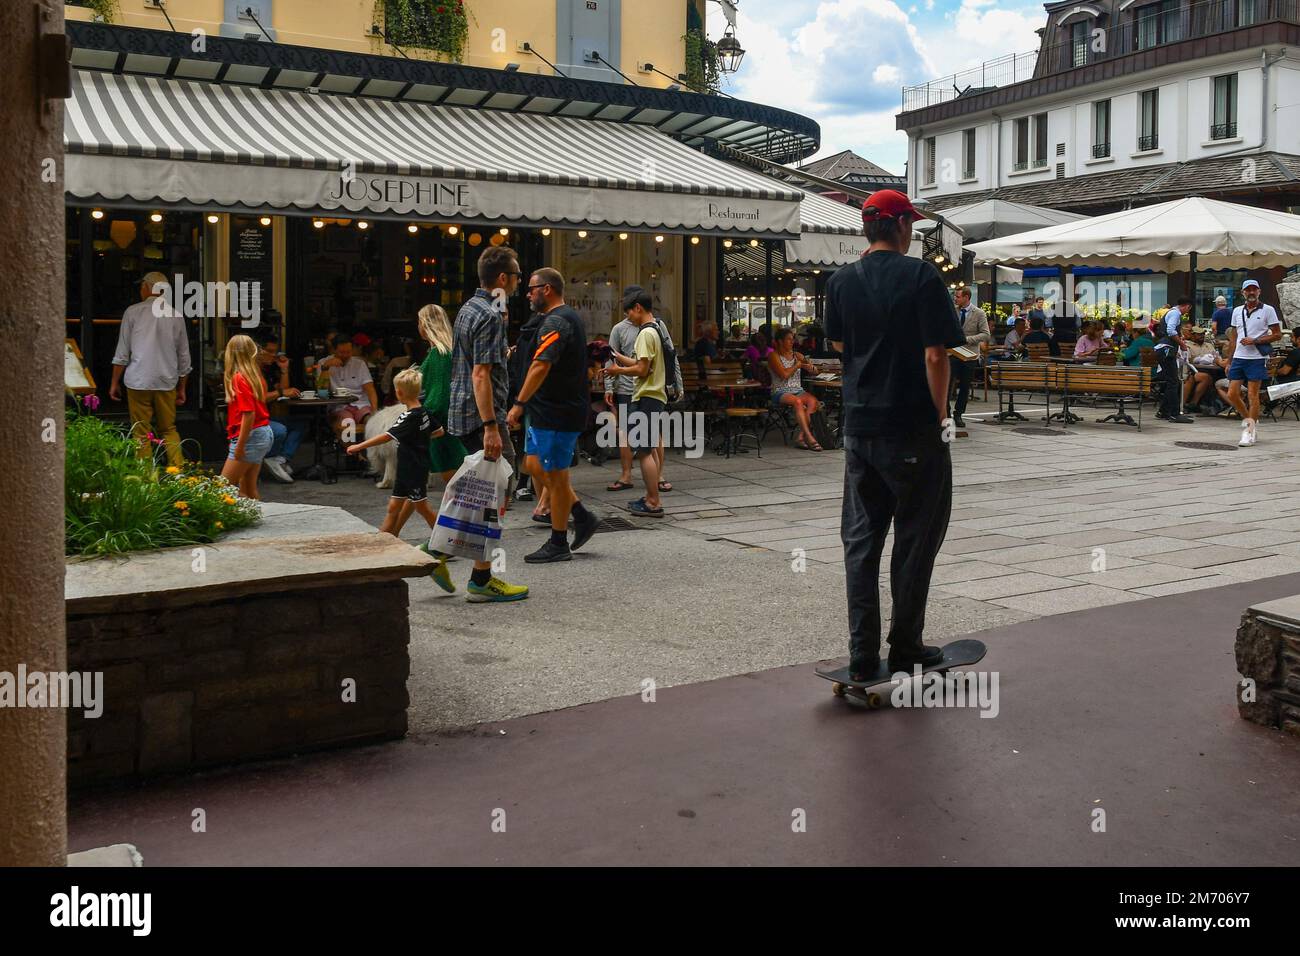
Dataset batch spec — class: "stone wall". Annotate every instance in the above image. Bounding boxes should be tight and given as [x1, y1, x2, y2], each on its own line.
[1235, 605, 1300, 736]
[67, 580, 411, 788]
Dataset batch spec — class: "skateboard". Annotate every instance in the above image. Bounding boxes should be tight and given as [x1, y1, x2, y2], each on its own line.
[815, 639, 988, 709]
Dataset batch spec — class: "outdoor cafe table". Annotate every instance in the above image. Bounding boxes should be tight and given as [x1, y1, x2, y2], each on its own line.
[282, 395, 353, 482]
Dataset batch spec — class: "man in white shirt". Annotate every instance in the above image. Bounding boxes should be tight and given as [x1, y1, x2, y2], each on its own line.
[316, 334, 378, 445]
[1226, 279, 1283, 446]
[109, 271, 191, 467]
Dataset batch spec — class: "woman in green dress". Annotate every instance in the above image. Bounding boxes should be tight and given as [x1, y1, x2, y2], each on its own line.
[418, 304, 467, 480]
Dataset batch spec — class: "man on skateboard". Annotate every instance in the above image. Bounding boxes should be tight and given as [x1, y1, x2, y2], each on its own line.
[824, 190, 965, 683]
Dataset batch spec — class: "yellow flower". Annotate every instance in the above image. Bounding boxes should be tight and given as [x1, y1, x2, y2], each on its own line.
[214, 521, 224, 529]
[223, 495, 237, 506]
[174, 501, 189, 510]
[165, 466, 181, 475]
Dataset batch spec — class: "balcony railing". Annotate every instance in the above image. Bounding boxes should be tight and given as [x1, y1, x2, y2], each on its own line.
[901, 0, 1300, 113]
[1211, 121, 1239, 138]
[1091, 142, 1111, 158]
[1138, 133, 1160, 151]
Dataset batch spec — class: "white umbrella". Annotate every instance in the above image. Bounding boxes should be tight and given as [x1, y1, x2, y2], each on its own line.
[915, 199, 1086, 242]
[967, 196, 1300, 271]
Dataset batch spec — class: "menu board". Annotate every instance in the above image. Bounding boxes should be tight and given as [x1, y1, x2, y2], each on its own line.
[229, 215, 273, 327]
[65, 339, 95, 394]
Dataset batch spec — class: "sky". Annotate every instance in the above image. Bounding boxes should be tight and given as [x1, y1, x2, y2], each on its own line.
[708, 0, 1051, 175]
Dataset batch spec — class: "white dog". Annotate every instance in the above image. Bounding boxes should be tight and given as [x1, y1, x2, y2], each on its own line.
[363, 403, 406, 489]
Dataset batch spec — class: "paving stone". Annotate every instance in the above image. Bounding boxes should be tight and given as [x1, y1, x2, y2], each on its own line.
[929, 561, 1025, 585]
[1141, 545, 1273, 569]
[1066, 564, 1216, 588]
[939, 534, 1031, 555]
[941, 572, 1082, 600]
[989, 584, 1144, 615]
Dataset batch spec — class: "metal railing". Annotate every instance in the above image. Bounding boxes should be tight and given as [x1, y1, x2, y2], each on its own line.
[1138, 133, 1159, 150]
[1211, 121, 1239, 138]
[901, 0, 1300, 112]
[1092, 142, 1111, 158]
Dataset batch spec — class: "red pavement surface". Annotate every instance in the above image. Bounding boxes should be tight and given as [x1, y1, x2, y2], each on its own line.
[69, 574, 1300, 866]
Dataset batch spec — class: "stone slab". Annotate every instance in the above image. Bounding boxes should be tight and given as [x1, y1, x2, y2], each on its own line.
[67, 844, 143, 867]
[67, 531, 434, 614]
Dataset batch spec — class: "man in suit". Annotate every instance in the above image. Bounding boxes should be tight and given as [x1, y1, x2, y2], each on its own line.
[950, 287, 990, 427]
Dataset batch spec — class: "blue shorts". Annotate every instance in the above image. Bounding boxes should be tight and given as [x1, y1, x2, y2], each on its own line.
[1228, 358, 1268, 382]
[227, 424, 275, 463]
[525, 426, 580, 473]
[771, 388, 806, 408]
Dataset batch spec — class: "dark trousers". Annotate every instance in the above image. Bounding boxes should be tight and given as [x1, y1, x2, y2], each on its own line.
[841, 429, 953, 670]
[1157, 359, 1181, 417]
[948, 356, 973, 417]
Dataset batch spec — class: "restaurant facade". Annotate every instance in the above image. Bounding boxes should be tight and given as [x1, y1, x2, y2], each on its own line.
[62, 4, 867, 425]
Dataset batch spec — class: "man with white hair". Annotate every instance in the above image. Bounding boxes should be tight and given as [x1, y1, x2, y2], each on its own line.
[109, 271, 191, 467]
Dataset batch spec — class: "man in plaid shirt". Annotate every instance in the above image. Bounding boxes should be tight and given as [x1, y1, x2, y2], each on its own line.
[446, 245, 529, 603]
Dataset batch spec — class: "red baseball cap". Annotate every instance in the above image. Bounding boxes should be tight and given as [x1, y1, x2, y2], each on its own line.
[861, 189, 925, 224]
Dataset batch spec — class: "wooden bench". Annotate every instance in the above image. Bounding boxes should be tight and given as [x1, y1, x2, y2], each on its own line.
[987, 362, 1053, 423]
[1059, 364, 1154, 429]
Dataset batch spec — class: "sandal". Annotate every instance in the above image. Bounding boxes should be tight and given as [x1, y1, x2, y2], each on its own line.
[627, 498, 664, 517]
[657, 480, 673, 492]
[606, 479, 634, 491]
[531, 512, 552, 524]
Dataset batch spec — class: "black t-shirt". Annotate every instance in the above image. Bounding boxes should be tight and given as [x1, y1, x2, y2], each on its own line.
[695, 337, 718, 360]
[386, 407, 438, 475]
[1279, 346, 1300, 382]
[526, 304, 589, 432]
[824, 251, 964, 437]
[1023, 329, 1061, 357]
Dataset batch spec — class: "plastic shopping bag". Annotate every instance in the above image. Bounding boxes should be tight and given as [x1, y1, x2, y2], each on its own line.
[430, 450, 513, 562]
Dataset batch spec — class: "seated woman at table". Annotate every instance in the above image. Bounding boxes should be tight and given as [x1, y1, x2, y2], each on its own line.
[1073, 321, 1105, 361]
[744, 331, 772, 380]
[768, 327, 822, 451]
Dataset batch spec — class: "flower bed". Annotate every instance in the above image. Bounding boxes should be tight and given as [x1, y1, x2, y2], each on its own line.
[65, 410, 259, 557]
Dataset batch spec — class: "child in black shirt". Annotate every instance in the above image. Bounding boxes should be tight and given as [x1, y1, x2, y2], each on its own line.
[348, 368, 454, 588]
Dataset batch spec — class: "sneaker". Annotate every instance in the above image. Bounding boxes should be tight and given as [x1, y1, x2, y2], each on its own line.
[430, 557, 455, 593]
[525, 539, 572, 563]
[466, 577, 529, 602]
[1166, 414, 1195, 423]
[570, 508, 600, 552]
[953, 415, 965, 428]
[848, 657, 882, 683]
[515, 485, 534, 501]
[1242, 429, 1258, 447]
[887, 644, 945, 672]
[264, 456, 294, 483]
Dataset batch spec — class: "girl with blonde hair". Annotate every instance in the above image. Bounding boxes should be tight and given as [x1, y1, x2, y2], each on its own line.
[221, 334, 274, 498]
[417, 304, 467, 480]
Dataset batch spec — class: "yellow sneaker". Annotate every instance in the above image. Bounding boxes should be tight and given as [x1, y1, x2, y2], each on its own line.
[430, 557, 455, 594]
[466, 576, 529, 603]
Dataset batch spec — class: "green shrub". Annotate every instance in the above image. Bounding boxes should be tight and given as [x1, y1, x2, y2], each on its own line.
[65, 414, 259, 557]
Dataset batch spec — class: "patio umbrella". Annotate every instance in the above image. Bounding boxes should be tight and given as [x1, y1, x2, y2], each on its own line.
[967, 196, 1300, 271]
[915, 199, 1086, 242]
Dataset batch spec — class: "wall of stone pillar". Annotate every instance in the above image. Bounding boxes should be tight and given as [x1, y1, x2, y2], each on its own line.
[0, 0, 68, 866]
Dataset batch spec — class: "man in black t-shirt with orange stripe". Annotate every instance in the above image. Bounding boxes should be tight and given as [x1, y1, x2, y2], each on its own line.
[507, 267, 601, 564]
[824, 190, 965, 683]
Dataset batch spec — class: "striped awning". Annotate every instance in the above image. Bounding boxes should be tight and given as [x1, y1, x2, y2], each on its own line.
[64, 70, 802, 237]
[784, 187, 866, 267]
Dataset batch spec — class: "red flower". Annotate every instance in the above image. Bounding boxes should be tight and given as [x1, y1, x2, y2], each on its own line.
[437, 4, 445, 11]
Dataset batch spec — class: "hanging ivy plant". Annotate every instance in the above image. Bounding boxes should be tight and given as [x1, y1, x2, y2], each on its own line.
[77, 0, 121, 23]
[374, 0, 473, 62]
[683, 27, 720, 94]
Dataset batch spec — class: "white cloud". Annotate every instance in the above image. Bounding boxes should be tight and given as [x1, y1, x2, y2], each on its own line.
[709, 0, 1046, 174]
[872, 64, 902, 85]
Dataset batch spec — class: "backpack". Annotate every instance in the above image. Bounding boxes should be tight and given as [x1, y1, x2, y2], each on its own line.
[644, 320, 682, 402]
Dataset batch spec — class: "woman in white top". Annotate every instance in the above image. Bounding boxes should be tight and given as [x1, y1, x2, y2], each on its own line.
[767, 327, 823, 451]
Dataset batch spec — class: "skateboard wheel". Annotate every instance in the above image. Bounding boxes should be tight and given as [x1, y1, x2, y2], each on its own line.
[832, 682, 847, 697]
[866, 693, 883, 708]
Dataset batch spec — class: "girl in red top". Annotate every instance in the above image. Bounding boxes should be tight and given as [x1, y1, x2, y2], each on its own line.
[221, 334, 274, 499]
